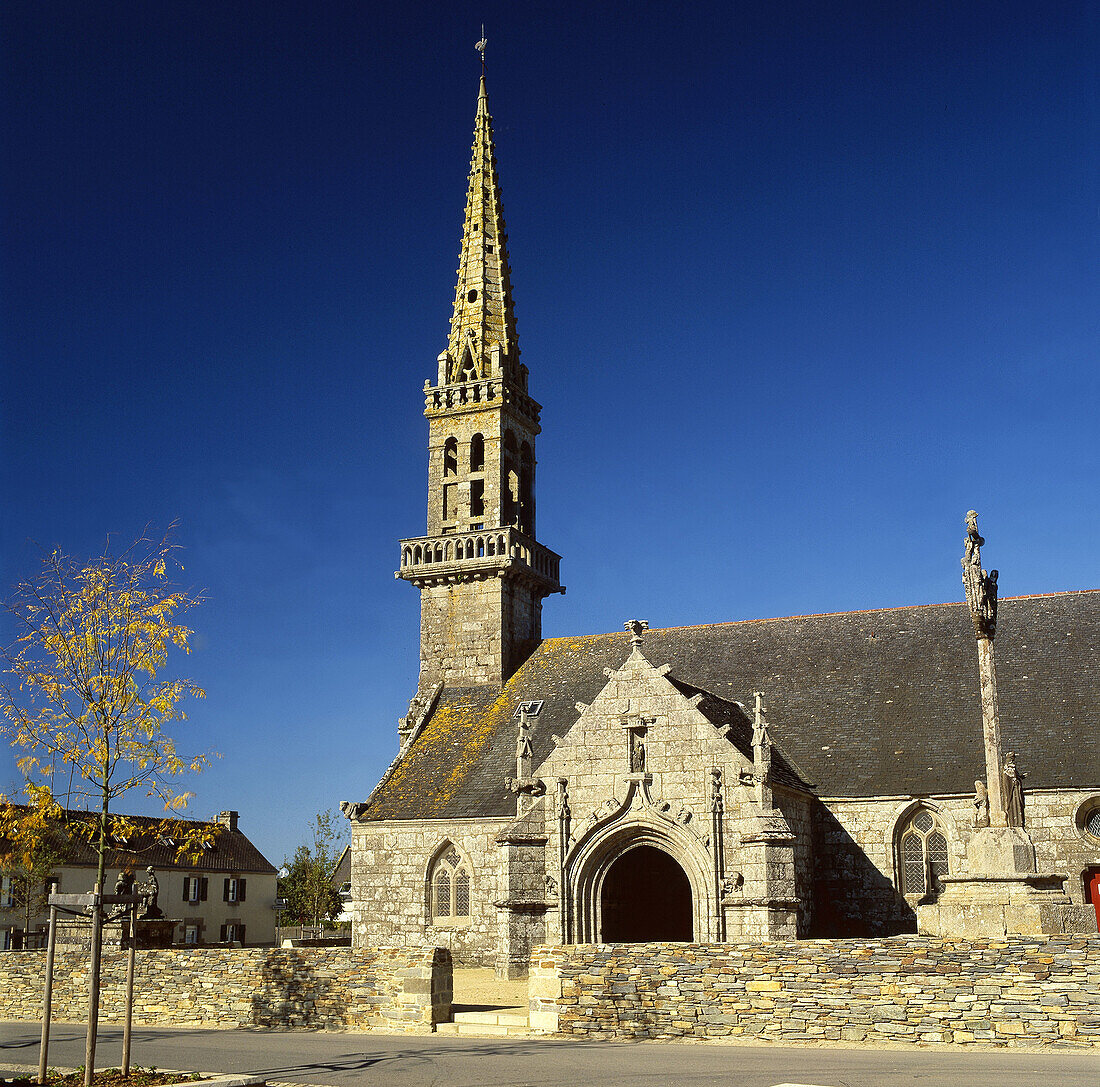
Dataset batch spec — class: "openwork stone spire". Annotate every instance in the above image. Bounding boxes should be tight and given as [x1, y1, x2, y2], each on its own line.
[445, 75, 519, 383]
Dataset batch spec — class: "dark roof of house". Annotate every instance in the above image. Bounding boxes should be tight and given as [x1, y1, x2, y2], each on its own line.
[362, 591, 1100, 821]
[1, 809, 277, 874]
[331, 844, 351, 888]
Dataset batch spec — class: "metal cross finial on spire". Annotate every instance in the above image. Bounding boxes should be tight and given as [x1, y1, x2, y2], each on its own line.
[476, 27, 487, 75]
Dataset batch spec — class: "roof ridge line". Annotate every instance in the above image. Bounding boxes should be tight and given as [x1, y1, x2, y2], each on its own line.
[540, 588, 1100, 641]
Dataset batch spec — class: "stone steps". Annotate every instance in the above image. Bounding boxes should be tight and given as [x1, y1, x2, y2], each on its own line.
[437, 1008, 531, 1036]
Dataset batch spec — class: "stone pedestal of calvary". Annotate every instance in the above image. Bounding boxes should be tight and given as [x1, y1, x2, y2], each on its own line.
[917, 512, 1094, 937]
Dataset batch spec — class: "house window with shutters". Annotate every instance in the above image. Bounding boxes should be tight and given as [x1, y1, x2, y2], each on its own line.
[429, 844, 471, 926]
[896, 807, 950, 897]
[182, 876, 208, 904]
[223, 877, 246, 904]
[219, 922, 245, 944]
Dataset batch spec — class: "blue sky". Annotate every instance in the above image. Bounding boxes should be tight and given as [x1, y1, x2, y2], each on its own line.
[3, 2, 1098, 867]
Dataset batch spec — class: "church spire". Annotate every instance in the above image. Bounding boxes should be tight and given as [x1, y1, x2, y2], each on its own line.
[397, 55, 562, 699]
[444, 74, 520, 384]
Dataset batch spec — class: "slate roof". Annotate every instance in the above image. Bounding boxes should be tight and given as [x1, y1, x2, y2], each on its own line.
[1, 809, 277, 874]
[363, 591, 1100, 821]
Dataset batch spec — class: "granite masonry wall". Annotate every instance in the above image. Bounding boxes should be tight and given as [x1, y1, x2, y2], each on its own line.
[0, 945, 451, 1031]
[350, 817, 510, 967]
[529, 937, 1100, 1046]
[812, 788, 1100, 936]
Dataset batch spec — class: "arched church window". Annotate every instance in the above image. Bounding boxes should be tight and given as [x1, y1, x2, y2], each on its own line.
[430, 845, 471, 923]
[443, 437, 458, 477]
[897, 807, 949, 897]
[470, 433, 484, 472]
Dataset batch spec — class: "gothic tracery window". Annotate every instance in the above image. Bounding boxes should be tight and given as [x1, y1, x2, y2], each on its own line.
[897, 808, 949, 896]
[431, 846, 471, 923]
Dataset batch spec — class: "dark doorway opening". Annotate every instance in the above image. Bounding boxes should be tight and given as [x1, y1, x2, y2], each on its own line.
[600, 845, 693, 942]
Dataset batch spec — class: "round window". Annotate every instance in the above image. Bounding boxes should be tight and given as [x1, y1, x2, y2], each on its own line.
[467, 289, 478, 303]
[1076, 798, 1100, 844]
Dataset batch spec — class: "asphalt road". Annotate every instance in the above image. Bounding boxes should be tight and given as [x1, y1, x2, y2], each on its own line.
[2, 1023, 1098, 1087]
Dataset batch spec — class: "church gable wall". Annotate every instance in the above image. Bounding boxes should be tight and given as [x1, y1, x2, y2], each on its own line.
[538, 651, 746, 842]
[349, 817, 509, 968]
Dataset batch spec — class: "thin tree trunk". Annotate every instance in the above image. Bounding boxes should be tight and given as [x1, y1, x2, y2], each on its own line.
[86, 786, 110, 1087]
[84, 882, 102, 1087]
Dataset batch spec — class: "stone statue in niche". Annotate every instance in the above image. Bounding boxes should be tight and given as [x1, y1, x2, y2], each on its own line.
[1003, 751, 1025, 827]
[710, 766, 723, 814]
[973, 780, 990, 828]
[630, 737, 646, 773]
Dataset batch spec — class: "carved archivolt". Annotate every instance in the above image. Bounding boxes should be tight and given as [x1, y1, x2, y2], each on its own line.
[570, 775, 709, 853]
[560, 774, 719, 944]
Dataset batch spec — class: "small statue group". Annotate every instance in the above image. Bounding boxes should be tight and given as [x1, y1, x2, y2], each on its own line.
[962, 510, 998, 640]
[138, 866, 162, 919]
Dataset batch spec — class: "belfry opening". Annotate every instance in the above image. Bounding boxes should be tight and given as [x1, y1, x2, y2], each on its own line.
[600, 846, 693, 943]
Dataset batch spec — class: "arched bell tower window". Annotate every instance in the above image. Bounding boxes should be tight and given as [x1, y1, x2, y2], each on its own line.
[443, 437, 458, 477]
[503, 430, 519, 527]
[896, 807, 949, 897]
[429, 844, 471, 925]
[470, 433, 485, 472]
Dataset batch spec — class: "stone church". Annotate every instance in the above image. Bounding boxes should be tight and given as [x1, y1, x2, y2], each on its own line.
[342, 75, 1100, 976]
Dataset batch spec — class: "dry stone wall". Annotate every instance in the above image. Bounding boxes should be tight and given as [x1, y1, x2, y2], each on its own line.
[0, 946, 451, 1032]
[529, 937, 1100, 1045]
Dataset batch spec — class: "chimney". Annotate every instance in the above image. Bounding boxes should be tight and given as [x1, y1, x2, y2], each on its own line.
[217, 810, 239, 832]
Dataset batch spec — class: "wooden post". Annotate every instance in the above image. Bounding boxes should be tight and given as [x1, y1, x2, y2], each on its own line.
[122, 901, 136, 1076]
[84, 884, 102, 1087]
[38, 903, 58, 1085]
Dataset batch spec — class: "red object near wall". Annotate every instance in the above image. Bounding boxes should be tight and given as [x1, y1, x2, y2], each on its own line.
[1086, 868, 1100, 932]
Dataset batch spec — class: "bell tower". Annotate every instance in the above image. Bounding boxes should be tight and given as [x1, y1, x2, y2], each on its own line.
[397, 74, 563, 702]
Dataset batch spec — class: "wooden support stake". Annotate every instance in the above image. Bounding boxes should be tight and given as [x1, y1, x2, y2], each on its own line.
[122, 903, 136, 1076]
[38, 904, 58, 1085]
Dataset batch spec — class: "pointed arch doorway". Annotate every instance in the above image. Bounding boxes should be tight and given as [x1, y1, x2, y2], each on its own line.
[600, 845, 693, 942]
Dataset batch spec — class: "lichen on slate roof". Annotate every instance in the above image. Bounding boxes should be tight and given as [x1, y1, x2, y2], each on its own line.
[363, 591, 1100, 821]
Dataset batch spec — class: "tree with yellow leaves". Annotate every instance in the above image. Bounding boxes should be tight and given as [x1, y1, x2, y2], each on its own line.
[1, 529, 216, 889]
[0, 781, 66, 947]
[1, 529, 217, 1084]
